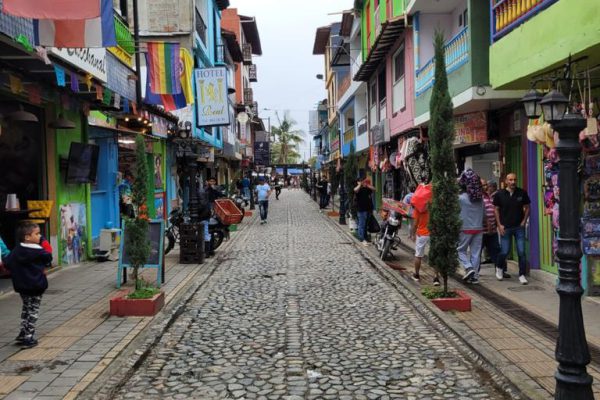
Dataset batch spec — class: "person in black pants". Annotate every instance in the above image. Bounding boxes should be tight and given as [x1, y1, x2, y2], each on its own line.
[317, 177, 329, 210]
[274, 178, 282, 200]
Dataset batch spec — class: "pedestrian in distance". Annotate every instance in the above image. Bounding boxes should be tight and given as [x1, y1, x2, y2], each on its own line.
[255, 177, 272, 224]
[354, 178, 375, 246]
[204, 177, 223, 258]
[274, 177, 283, 200]
[317, 177, 329, 210]
[494, 172, 531, 285]
[457, 169, 485, 284]
[5, 221, 53, 349]
[241, 174, 251, 200]
[0, 235, 10, 276]
[481, 180, 500, 266]
[408, 191, 440, 286]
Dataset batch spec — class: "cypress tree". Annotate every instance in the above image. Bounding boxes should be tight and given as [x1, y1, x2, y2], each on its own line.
[343, 143, 358, 219]
[428, 32, 461, 295]
[125, 135, 151, 291]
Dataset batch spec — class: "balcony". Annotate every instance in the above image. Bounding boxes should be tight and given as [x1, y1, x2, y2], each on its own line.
[242, 43, 252, 65]
[491, 0, 558, 43]
[216, 44, 225, 65]
[244, 88, 253, 105]
[249, 64, 257, 82]
[415, 27, 469, 96]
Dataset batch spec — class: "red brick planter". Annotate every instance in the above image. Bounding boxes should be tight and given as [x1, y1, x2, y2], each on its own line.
[431, 290, 471, 312]
[327, 211, 340, 217]
[109, 290, 165, 317]
[244, 211, 253, 217]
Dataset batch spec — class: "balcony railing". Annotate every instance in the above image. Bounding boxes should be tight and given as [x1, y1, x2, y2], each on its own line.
[491, 0, 558, 42]
[242, 44, 252, 65]
[415, 27, 469, 97]
[249, 64, 257, 82]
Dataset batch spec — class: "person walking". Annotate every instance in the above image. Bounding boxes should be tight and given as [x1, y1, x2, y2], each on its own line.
[241, 174, 251, 200]
[5, 221, 53, 349]
[317, 177, 329, 210]
[494, 173, 531, 284]
[274, 177, 283, 200]
[255, 177, 272, 224]
[457, 169, 485, 284]
[481, 180, 500, 266]
[354, 178, 375, 246]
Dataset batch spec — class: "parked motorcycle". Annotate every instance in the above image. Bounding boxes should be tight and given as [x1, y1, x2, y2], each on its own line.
[208, 212, 229, 251]
[377, 210, 402, 260]
[164, 207, 183, 255]
[230, 192, 247, 222]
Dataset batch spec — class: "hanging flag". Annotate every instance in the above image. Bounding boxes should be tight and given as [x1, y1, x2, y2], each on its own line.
[113, 93, 121, 109]
[180, 48, 194, 105]
[2, 0, 100, 20]
[9, 75, 23, 94]
[35, 47, 52, 65]
[33, 0, 116, 48]
[123, 98, 130, 114]
[26, 84, 42, 105]
[147, 42, 181, 95]
[54, 66, 66, 87]
[95, 84, 103, 101]
[102, 88, 112, 105]
[70, 72, 79, 92]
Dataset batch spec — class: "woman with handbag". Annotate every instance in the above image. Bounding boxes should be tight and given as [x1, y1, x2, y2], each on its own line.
[354, 178, 375, 246]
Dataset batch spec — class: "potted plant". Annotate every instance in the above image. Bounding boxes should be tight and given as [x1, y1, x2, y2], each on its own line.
[425, 32, 470, 312]
[110, 135, 165, 317]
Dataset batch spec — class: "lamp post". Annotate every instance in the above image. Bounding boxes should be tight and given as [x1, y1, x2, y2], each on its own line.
[521, 86, 593, 400]
[176, 122, 204, 265]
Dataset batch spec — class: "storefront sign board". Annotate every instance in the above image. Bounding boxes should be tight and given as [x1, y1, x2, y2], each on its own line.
[454, 112, 487, 146]
[50, 47, 107, 82]
[195, 67, 231, 127]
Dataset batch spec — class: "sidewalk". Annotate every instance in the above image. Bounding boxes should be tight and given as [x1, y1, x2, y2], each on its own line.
[0, 218, 252, 400]
[347, 222, 600, 399]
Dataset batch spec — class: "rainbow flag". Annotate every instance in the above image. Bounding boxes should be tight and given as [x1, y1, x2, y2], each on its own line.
[147, 42, 181, 95]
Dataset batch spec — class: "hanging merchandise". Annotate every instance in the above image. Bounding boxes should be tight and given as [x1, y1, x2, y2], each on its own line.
[403, 137, 430, 186]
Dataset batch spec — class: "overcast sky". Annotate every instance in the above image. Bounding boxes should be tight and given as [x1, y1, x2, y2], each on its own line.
[229, 0, 351, 161]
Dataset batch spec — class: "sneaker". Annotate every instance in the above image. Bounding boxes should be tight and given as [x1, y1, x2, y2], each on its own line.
[15, 331, 26, 343]
[470, 278, 480, 284]
[462, 269, 475, 282]
[361, 241, 369, 246]
[20, 338, 38, 349]
[519, 275, 528, 285]
[433, 277, 440, 286]
[495, 267, 504, 281]
[411, 273, 420, 282]
[503, 272, 512, 279]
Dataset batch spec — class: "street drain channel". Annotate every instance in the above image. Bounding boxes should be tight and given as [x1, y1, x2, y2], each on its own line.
[467, 283, 600, 368]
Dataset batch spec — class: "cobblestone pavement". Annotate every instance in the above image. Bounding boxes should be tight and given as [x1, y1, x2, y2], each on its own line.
[111, 190, 508, 400]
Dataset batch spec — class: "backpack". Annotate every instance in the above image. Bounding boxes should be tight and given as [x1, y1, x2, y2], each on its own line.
[459, 168, 483, 202]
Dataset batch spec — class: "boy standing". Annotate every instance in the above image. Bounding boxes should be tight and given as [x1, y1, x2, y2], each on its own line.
[409, 206, 440, 286]
[5, 221, 52, 348]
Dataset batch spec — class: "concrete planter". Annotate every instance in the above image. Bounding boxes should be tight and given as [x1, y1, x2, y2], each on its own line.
[431, 290, 471, 312]
[109, 290, 165, 317]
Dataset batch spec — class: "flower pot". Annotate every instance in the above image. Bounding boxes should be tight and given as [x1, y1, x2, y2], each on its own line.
[431, 290, 471, 312]
[109, 290, 165, 317]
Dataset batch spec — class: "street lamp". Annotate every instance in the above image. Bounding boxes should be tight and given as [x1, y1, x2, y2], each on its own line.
[521, 79, 593, 399]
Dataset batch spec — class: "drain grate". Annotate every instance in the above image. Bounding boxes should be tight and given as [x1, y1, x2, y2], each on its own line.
[506, 285, 545, 292]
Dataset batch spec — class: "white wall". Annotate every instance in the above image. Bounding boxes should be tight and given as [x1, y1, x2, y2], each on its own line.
[418, 13, 454, 66]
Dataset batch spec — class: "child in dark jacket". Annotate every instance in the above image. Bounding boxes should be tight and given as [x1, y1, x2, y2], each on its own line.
[5, 221, 52, 349]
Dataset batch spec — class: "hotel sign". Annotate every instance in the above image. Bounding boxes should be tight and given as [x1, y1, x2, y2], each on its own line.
[195, 67, 231, 127]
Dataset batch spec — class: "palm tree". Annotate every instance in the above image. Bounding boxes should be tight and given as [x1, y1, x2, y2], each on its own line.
[271, 113, 304, 164]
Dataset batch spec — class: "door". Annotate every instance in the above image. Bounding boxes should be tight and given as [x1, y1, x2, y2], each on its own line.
[90, 135, 119, 243]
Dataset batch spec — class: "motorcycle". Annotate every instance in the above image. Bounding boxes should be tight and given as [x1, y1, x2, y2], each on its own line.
[377, 210, 402, 260]
[230, 192, 248, 221]
[208, 212, 229, 251]
[164, 207, 183, 255]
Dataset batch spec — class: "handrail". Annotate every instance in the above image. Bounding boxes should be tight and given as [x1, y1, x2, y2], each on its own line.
[491, 0, 559, 42]
[415, 27, 469, 96]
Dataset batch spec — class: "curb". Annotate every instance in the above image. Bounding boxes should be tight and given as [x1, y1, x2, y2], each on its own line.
[78, 214, 258, 399]
[312, 194, 545, 400]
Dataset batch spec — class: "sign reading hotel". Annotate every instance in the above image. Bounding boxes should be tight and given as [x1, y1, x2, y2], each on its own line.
[195, 67, 231, 127]
[50, 48, 107, 82]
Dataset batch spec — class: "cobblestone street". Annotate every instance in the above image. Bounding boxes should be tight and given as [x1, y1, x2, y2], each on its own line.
[110, 191, 508, 400]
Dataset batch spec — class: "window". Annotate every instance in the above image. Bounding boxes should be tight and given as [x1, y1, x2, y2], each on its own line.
[195, 8, 207, 46]
[459, 9, 468, 27]
[392, 44, 405, 113]
[464, 9, 468, 27]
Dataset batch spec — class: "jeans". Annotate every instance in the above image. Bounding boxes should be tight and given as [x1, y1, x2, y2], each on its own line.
[259, 200, 269, 221]
[319, 193, 328, 209]
[482, 232, 500, 265]
[457, 232, 483, 278]
[243, 187, 250, 199]
[203, 221, 210, 242]
[496, 226, 527, 276]
[357, 211, 368, 242]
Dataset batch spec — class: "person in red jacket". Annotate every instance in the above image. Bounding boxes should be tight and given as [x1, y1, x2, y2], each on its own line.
[5, 221, 53, 349]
